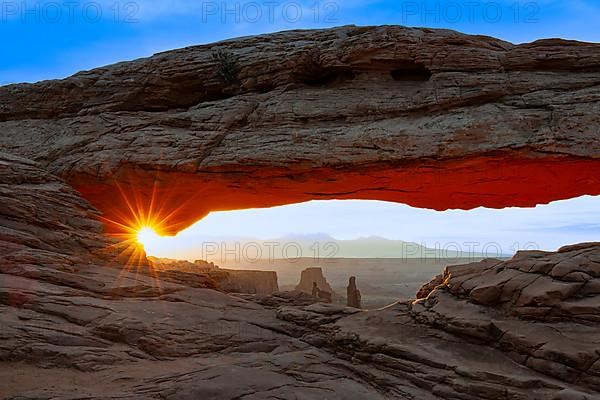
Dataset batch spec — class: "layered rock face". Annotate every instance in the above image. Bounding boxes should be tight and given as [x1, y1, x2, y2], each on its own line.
[0, 154, 386, 399]
[218, 269, 279, 295]
[412, 243, 600, 392]
[347, 276, 362, 308]
[0, 152, 110, 266]
[296, 267, 335, 295]
[277, 299, 599, 400]
[149, 257, 279, 295]
[1, 147, 599, 399]
[1, 26, 599, 234]
[1, 25, 600, 399]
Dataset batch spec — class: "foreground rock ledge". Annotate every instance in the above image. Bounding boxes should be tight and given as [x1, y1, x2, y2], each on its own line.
[413, 243, 600, 392]
[0, 153, 600, 400]
[1, 153, 598, 398]
[1, 25, 600, 234]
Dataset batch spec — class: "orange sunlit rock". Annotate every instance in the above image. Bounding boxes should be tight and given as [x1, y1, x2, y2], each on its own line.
[72, 154, 600, 236]
[1, 25, 600, 398]
[1, 26, 599, 235]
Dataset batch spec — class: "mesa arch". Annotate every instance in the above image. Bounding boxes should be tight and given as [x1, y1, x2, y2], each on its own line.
[0, 25, 599, 235]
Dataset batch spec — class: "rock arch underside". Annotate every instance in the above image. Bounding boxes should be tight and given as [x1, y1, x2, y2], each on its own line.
[1, 26, 600, 399]
[1, 25, 599, 234]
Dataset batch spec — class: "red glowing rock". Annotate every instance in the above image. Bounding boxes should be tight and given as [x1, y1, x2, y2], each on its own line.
[0, 26, 598, 234]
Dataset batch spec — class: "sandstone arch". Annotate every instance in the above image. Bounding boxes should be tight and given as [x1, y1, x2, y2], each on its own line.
[1, 25, 598, 234]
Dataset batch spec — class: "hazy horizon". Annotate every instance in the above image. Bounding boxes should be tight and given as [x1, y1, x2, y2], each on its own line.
[4, 1, 598, 262]
[138, 195, 600, 261]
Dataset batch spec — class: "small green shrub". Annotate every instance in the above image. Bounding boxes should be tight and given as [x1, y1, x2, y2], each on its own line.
[212, 48, 239, 85]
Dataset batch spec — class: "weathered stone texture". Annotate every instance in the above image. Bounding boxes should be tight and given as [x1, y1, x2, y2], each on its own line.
[0, 26, 599, 234]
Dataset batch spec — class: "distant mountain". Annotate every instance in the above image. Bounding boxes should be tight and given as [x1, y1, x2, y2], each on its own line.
[279, 233, 336, 242]
[197, 234, 512, 261]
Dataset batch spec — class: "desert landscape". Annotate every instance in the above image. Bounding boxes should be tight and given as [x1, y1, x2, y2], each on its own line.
[1, 24, 599, 399]
[217, 256, 500, 308]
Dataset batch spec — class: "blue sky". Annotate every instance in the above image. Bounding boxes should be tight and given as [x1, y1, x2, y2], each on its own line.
[141, 196, 600, 258]
[1, 0, 599, 84]
[2, 0, 599, 253]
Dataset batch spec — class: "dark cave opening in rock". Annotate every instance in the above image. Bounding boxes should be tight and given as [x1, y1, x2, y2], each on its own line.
[390, 63, 432, 81]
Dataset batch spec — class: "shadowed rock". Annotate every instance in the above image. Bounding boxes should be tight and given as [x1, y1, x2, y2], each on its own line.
[296, 267, 334, 296]
[347, 276, 362, 309]
[411, 243, 600, 392]
[149, 257, 279, 295]
[0, 26, 599, 234]
[1, 26, 599, 399]
[1, 152, 599, 399]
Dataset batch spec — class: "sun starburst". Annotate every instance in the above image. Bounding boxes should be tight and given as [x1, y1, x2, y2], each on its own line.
[97, 177, 176, 268]
[136, 226, 161, 249]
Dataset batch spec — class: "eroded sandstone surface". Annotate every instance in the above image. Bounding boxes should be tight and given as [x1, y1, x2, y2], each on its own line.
[1, 152, 598, 399]
[149, 257, 279, 295]
[1, 25, 599, 234]
[296, 267, 335, 295]
[413, 244, 600, 393]
[1, 25, 599, 399]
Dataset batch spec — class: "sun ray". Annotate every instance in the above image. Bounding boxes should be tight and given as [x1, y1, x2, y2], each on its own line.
[95, 174, 175, 298]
